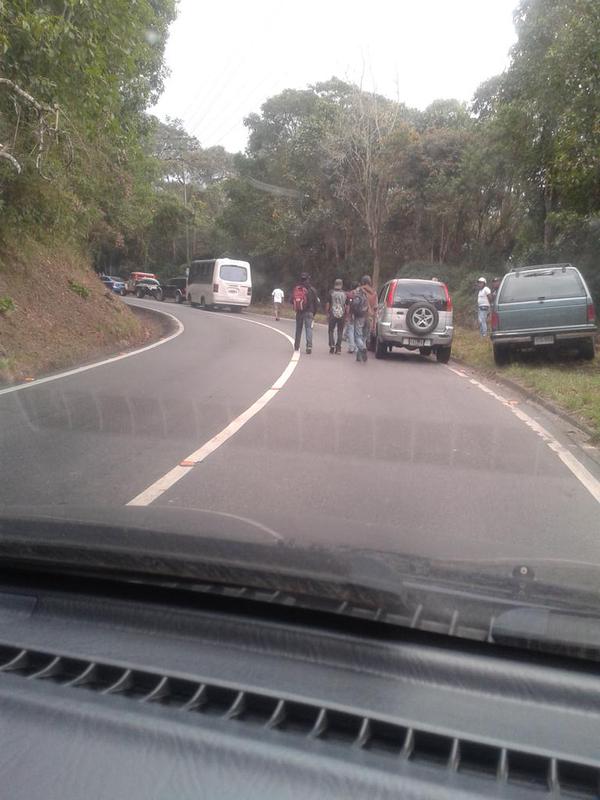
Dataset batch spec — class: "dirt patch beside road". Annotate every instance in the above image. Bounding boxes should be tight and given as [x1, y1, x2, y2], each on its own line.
[0, 239, 165, 386]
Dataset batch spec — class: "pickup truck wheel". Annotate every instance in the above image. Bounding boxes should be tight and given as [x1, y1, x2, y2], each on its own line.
[493, 344, 511, 366]
[175, 292, 183, 304]
[579, 338, 596, 360]
[436, 346, 451, 364]
[136, 288, 144, 299]
[155, 289, 164, 301]
[375, 336, 387, 359]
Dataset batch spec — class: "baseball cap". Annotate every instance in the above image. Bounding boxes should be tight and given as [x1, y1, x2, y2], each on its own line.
[478, 277, 486, 283]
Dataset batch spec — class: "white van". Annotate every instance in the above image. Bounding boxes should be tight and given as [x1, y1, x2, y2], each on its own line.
[187, 258, 252, 312]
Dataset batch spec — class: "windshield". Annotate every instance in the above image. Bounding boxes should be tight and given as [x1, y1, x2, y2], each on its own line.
[500, 271, 586, 302]
[1, 0, 599, 666]
[220, 265, 248, 282]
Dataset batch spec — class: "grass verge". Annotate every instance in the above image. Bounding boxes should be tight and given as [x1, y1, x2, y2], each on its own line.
[453, 327, 600, 439]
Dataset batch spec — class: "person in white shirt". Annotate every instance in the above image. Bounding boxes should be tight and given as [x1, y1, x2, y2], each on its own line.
[271, 287, 284, 320]
[477, 277, 492, 337]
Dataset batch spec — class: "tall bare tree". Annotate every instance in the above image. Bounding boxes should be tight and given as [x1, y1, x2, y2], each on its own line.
[324, 89, 416, 288]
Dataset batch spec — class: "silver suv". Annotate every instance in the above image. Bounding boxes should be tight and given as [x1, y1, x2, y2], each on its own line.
[374, 279, 454, 363]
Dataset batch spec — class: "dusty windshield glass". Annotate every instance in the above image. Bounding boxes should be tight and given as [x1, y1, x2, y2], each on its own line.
[0, 0, 599, 661]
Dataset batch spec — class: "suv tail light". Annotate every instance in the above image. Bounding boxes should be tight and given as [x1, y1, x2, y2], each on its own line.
[213, 283, 219, 293]
[587, 300, 596, 323]
[443, 283, 453, 312]
[385, 281, 396, 307]
[491, 310, 499, 331]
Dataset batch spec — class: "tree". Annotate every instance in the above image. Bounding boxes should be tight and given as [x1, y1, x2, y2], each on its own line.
[325, 88, 418, 288]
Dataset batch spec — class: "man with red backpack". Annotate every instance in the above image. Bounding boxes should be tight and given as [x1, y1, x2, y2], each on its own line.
[290, 272, 319, 353]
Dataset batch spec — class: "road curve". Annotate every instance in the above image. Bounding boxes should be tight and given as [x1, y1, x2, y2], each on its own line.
[1, 298, 599, 568]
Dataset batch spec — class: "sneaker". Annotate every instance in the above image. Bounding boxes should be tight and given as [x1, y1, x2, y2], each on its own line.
[348, 348, 356, 354]
[362, 349, 368, 362]
[294, 346, 300, 352]
[335, 348, 341, 355]
[329, 346, 335, 354]
[306, 347, 312, 354]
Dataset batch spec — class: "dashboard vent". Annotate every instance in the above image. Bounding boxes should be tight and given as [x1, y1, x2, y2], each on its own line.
[1, 643, 598, 797]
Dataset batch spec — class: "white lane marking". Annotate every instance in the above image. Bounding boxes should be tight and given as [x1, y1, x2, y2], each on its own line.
[0, 305, 184, 397]
[127, 317, 299, 507]
[446, 366, 600, 505]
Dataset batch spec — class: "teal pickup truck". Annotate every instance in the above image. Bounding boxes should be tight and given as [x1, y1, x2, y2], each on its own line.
[491, 264, 597, 365]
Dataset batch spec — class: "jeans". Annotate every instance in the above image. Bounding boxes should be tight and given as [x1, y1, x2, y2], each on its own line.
[294, 311, 314, 350]
[354, 316, 368, 352]
[274, 302, 281, 319]
[478, 306, 489, 336]
[328, 316, 344, 349]
[345, 319, 356, 351]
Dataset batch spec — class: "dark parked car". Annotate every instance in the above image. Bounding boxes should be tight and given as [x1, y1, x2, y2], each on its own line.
[491, 264, 597, 364]
[159, 276, 187, 303]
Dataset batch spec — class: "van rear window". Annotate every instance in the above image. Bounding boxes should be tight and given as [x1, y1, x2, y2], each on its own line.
[220, 265, 247, 282]
[500, 271, 585, 302]
[393, 282, 448, 311]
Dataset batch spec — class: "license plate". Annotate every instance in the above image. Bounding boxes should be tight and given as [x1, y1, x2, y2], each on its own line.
[534, 335, 554, 345]
[407, 338, 431, 346]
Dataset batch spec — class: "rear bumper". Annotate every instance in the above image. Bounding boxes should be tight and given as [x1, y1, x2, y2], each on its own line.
[491, 325, 597, 345]
[377, 322, 454, 347]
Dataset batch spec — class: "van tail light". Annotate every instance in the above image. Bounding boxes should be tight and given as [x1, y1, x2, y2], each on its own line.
[443, 283, 452, 312]
[491, 310, 499, 331]
[587, 300, 596, 323]
[247, 287, 252, 295]
[213, 283, 219, 293]
[385, 281, 396, 307]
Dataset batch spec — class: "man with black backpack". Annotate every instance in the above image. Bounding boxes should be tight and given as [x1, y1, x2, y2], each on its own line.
[290, 272, 319, 353]
[326, 278, 347, 354]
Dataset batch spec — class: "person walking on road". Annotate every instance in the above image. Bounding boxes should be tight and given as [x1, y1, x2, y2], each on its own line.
[359, 274, 378, 353]
[326, 278, 347, 354]
[477, 277, 492, 337]
[290, 272, 319, 353]
[351, 280, 371, 363]
[344, 281, 359, 353]
[271, 286, 284, 320]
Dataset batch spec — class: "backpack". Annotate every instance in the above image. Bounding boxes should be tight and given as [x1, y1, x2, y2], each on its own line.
[351, 288, 369, 317]
[330, 290, 345, 318]
[292, 284, 309, 312]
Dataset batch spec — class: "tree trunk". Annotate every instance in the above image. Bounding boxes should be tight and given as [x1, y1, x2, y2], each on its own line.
[372, 240, 381, 289]
[543, 185, 554, 251]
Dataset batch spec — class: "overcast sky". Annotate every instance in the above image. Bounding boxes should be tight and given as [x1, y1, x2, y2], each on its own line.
[151, 0, 518, 153]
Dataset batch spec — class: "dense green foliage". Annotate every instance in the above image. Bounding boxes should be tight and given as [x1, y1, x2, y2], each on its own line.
[212, 0, 600, 309]
[0, 0, 176, 268]
[1, 0, 598, 316]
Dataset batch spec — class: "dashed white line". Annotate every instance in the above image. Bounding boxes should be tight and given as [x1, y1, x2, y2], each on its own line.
[0, 305, 184, 397]
[127, 316, 299, 507]
[446, 365, 600, 505]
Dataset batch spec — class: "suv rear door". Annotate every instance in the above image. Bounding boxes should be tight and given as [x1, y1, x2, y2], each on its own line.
[389, 281, 451, 334]
[497, 268, 588, 332]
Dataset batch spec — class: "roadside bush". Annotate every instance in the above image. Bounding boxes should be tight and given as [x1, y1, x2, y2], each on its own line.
[68, 280, 90, 299]
[0, 295, 15, 314]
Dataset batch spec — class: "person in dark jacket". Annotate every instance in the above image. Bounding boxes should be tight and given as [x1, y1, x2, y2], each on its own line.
[290, 272, 319, 353]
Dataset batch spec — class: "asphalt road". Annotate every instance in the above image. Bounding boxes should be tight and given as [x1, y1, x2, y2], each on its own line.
[1, 298, 599, 567]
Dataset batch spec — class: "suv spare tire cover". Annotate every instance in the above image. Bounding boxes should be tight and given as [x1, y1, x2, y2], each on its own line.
[406, 301, 439, 335]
